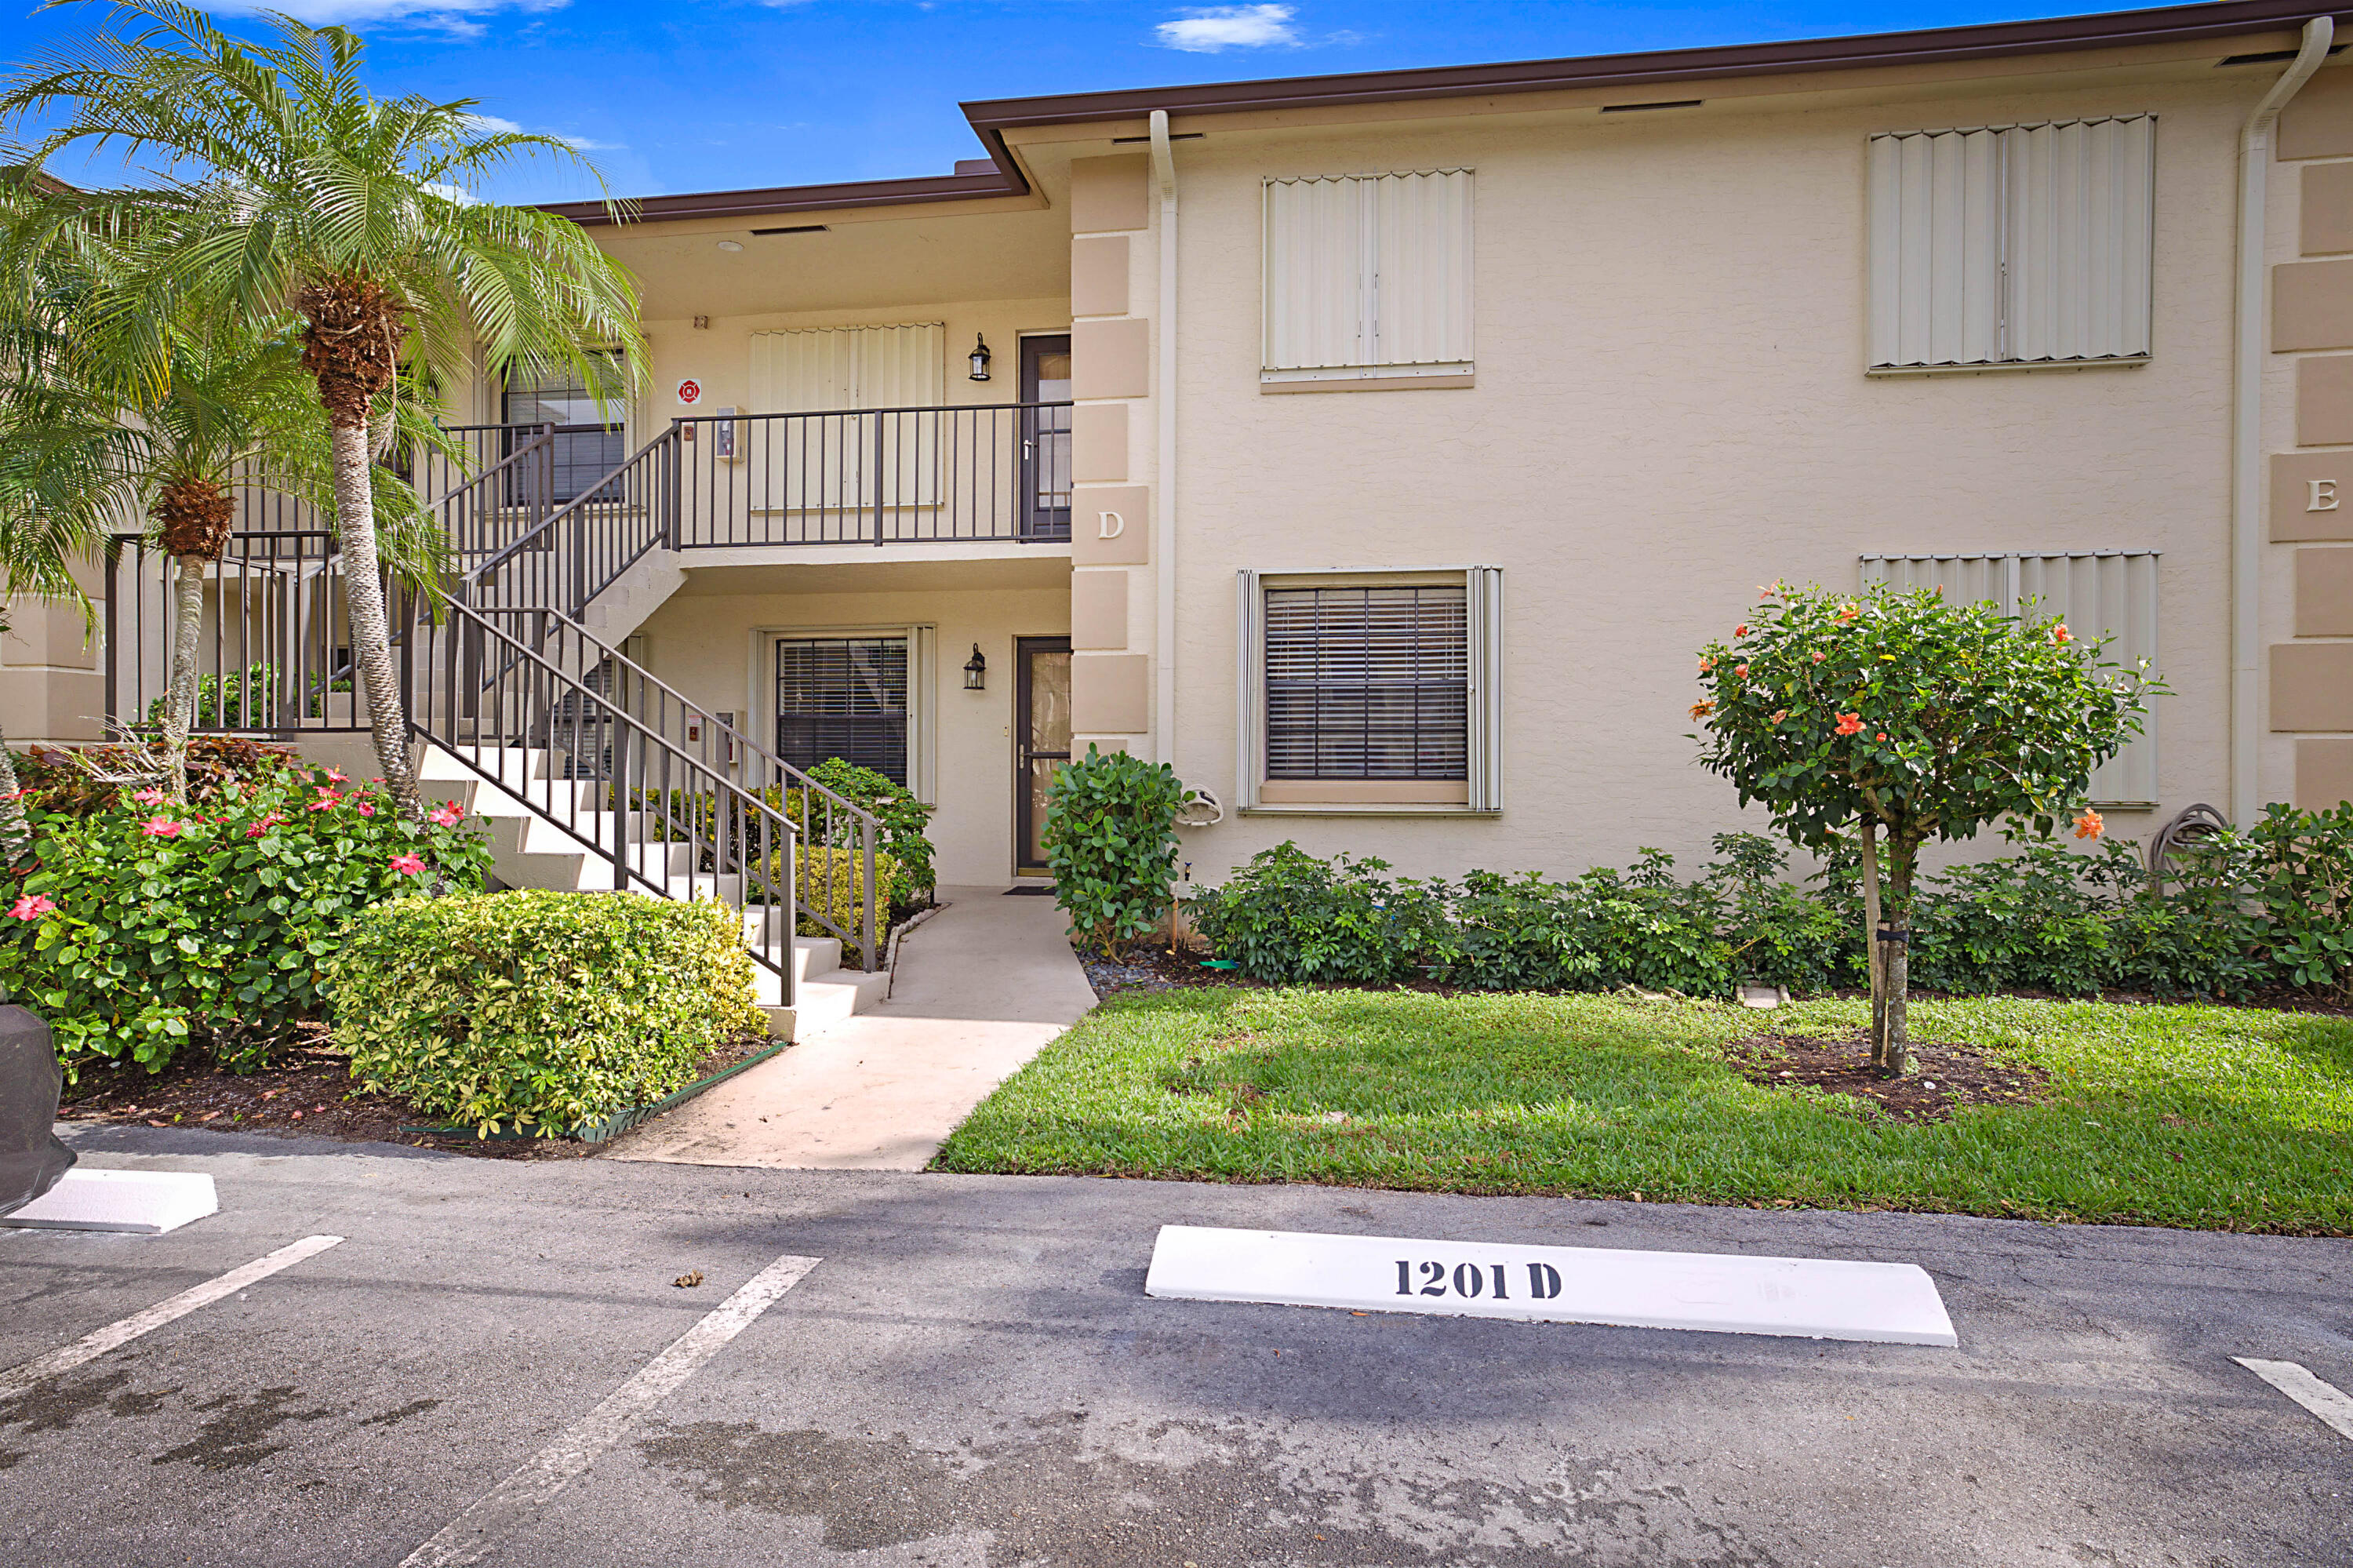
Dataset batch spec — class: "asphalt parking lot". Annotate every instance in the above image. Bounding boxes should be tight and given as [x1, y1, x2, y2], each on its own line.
[2, 1122, 2348, 1567]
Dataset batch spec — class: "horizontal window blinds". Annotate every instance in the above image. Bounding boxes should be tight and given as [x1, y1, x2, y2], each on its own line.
[1264, 584, 1470, 780]
[1861, 551, 2161, 805]
[774, 635, 910, 785]
[1867, 116, 2155, 369]
[1263, 170, 1473, 380]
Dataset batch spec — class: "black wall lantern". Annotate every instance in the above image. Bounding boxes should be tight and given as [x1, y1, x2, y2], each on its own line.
[963, 643, 987, 690]
[968, 333, 992, 381]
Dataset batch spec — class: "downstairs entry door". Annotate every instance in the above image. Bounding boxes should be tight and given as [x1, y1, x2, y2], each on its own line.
[1014, 636, 1071, 876]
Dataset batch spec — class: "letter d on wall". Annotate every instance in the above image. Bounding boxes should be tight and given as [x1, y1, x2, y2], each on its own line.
[1098, 509, 1125, 539]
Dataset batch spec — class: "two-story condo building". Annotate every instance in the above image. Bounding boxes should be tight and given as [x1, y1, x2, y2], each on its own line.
[27, 0, 2353, 903]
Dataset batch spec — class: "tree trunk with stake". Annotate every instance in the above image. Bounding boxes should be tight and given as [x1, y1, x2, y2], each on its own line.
[299, 275, 423, 820]
[1882, 844, 1916, 1077]
[1859, 817, 1887, 1067]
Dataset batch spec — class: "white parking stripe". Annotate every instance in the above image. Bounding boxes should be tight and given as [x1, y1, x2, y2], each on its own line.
[399, 1252, 820, 1568]
[0, 1233, 344, 1402]
[2235, 1357, 2353, 1442]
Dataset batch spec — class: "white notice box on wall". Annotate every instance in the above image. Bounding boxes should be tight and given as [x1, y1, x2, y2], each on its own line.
[1144, 1225, 1957, 1347]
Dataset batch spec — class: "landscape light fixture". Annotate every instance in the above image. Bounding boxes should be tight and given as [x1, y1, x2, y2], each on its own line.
[968, 333, 992, 381]
[963, 644, 987, 690]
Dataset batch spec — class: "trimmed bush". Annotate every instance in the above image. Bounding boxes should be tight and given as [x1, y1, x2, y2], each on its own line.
[1042, 745, 1195, 955]
[784, 845, 901, 963]
[1, 763, 490, 1072]
[324, 889, 764, 1137]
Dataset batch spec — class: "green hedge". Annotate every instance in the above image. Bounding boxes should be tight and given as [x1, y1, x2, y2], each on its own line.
[1191, 810, 2353, 1003]
[324, 890, 765, 1136]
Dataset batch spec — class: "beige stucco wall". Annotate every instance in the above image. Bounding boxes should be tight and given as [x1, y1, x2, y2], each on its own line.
[1154, 69, 2278, 885]
[630, 577, 1070, 885]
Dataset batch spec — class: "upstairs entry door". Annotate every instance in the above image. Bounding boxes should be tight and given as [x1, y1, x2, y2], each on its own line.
[1014, 636, 1071, 875]
[1019, 336, 1071, 540]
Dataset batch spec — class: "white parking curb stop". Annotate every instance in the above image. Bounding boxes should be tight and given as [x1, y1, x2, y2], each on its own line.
[2, 1168, 220, 1234]
[1145, 1224, 1958, 1346]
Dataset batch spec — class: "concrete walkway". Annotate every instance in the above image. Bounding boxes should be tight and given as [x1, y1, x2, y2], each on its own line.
[603, 886, 1096, 1170]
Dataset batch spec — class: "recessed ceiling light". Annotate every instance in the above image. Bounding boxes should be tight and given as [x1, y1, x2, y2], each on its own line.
[716, 239, 744, 253]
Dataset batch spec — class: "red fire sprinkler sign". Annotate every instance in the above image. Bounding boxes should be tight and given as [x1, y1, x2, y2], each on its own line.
[675, 378, 702, 406]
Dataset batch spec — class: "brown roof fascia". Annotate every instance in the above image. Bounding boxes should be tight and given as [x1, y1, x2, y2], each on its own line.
[548, 0, 2352, 227]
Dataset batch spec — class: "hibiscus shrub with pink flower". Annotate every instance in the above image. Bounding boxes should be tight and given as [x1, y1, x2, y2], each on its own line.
[1691, 581, 2162, 1075]
[0, 765, 491, 1073]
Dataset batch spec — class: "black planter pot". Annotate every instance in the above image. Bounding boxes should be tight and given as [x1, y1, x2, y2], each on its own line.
[0, 1004, 74, 1217]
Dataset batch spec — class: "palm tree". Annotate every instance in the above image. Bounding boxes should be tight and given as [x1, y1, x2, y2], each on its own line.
[0, 1, 646, 817]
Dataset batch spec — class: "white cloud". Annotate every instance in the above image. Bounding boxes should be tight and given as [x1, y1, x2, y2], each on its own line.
[194, 0, 566, 40]
[463, 113, 613, 152]
[1154, 4, 1300, 53]
[419, 180, 479, 205]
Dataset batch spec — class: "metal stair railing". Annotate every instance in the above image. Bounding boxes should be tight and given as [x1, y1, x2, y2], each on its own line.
[395, 587, 803, 1006]
[465, 425, 678, 622]
[423, 599, 886, 970]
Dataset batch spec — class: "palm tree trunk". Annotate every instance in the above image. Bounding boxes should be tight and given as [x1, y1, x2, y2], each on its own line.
[0, 719, 27, 865]
[328, 420, 421, 817]
[159, 552, 205, 802]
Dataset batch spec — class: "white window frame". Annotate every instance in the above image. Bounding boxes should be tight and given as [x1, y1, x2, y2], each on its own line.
[1235, 566, 1502, 815]
[1867, 116, 2156, 373]
[747, 623, 937, 804]
[1860, 551, 2161, 807]
[1260, 169, 1475, 388]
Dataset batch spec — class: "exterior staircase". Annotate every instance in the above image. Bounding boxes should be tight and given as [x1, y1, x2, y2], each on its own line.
[413, 744, 889, 1040]
[108, 421, 899, 1045]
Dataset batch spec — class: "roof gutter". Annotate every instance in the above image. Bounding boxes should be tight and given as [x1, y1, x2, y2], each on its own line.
[1149, 111, 1179, 769]
[2231, 14, 2333, 827]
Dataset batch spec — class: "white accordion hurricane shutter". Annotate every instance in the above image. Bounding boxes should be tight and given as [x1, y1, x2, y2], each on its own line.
[1867, 116, 2155, 369]
[1862, 551, 2162, 806]
[1262, 169, 1473, 382]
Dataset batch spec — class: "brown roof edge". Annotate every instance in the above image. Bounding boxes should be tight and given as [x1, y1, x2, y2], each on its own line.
[966, 0, 2351, 124]
[547, 0, 2350, 226]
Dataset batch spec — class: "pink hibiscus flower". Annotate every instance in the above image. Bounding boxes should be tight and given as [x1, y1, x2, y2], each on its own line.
[389, 853, 427, 876]
[9, 893, 56, 921]
[140, 817, 182, 838]
[429, 803, 464, 828]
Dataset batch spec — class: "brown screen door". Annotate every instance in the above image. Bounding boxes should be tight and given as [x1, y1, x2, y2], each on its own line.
[1014, 636, 1071, 875]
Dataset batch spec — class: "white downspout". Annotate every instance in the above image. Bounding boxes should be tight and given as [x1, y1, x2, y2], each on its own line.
[2233, 16, 2333, 826]
[1150, 109, 1179, 768]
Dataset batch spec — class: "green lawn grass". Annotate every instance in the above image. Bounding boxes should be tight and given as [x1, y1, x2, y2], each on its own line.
[933, 987, 2353, 1234]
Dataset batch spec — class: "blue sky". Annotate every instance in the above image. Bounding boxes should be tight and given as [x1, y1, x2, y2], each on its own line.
[4, 1, 2111, 203]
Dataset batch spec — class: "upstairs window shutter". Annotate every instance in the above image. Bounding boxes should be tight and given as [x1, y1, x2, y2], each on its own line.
[1861, 551, 2161, 806]
[1262, 170, 1473, 384]
[746, 325, 945, 510]
[1867, 116, 2155, 369]
[748, 323, 944, 412]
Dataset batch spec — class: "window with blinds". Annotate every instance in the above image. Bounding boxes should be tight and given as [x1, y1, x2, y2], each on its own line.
[775, 636, 909, 784]
[1867, 116, 2155, 369]
[504, 353, 624, 503]
[1860, 551, 2161, 805]
[1262, 169, 1473, 385]
[1264, 585, 1469, 780]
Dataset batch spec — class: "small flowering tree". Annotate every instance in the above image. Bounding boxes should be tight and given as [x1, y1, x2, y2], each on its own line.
[1690, 583, 2159, 1073]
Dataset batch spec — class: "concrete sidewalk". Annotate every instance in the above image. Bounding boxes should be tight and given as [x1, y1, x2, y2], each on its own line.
[604, 886, 1096, 1170]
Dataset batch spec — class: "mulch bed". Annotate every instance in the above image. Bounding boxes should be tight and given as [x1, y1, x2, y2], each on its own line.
[1726, 1030, 2053, 1122]
[53, 1027, 780, 1160]
[1078, 943, 1252, 999]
